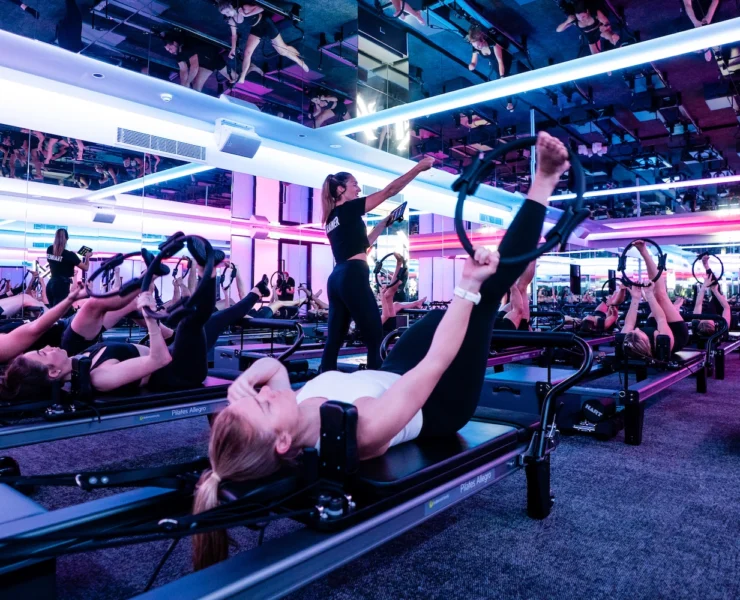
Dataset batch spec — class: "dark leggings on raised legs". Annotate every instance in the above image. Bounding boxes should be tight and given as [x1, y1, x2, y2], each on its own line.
[381, 200, 547, 437]
[321, 260, 383, 372]
[149, 277, 217, 390]
[203, 292, 260, 350]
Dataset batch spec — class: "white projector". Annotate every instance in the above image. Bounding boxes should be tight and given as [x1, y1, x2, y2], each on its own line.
[215, 118, 262, 159]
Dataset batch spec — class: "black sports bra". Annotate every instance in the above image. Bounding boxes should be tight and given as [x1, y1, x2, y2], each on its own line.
[83, 342, 142, 394]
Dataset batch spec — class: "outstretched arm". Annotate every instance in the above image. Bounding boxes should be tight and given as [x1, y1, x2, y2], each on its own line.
[694, 281, 708, 316]
[354, 248, 499, 458]
[0, 284, 84, 362]
[621, 287, 641, 333]
[710, 285, 732, 328]
[364, 157, 434, 213]
[556, 15, 576, 32]
[90, 293, 172, 392]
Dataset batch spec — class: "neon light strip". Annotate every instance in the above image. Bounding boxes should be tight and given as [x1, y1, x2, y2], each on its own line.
[84, 164, 215, 201]
[330, 18, 740, 135]
[551, 174, 740, 201]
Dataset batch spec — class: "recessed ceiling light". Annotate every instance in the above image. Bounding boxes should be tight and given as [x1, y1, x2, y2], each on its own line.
[160, 93, 173, 102]
[92, 72, 105, 79]
[298, 134, 306, 138]
[329, 144, 342, 149]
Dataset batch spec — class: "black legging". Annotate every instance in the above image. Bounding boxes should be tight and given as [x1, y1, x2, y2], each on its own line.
[321, 260, 383, 372]
[47, 276, 71, 308]
[57, 0, 83, 52]
[148, 276, 218, 390]
[204, 292, 260, 350]
[380, 200, 546, 437]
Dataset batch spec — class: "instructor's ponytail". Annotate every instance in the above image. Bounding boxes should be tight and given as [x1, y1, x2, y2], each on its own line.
[321, 172, 352, 225]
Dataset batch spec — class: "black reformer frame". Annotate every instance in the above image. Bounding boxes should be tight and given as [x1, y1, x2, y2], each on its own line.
[0, 332, 593, 599]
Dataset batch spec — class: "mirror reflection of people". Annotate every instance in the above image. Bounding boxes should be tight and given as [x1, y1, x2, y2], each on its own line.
[217, 0, 308, 85]
[390, 0, 425, 25]
[277, 271, 295, 301]
[164, 34, 237, 92]
[682, 0, 721, 61]
[46, 228, 90, 308]
[556, 0, 619, 56]
[466, 24, 507, 78]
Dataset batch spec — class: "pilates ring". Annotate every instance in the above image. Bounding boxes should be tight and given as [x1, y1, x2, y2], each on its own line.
[692, 252, 723, 287]
[88, 252, 147, 299]
[270, 271, 284, 290]
[453, 135, 589, 264]
[374, 253, 407, 289]
[617, 239, 666, 288]
[139, 233, 215, 321]
[601, 277, 619, 295]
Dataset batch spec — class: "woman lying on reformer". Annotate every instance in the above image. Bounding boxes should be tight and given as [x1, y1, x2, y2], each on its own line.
[192, 132, 572, 570]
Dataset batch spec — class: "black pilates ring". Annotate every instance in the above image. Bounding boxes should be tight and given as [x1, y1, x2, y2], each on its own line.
[453, 135, 589, 264]
[140, 233, 215, 321]
[601, 277, 619, 295]
[270, 270, 284, 290]
[692, 252, 723, 287]
[88, 252, 146, 299]
[617, 239, 666, 288]
[374, 253, 407, 289]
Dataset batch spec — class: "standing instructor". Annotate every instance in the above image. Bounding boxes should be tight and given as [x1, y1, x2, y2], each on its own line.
[46, 228, 89, 307]
[320, 157, 434, 372]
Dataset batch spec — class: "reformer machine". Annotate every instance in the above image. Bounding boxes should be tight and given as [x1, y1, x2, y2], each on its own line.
[0, 330, 594, 600]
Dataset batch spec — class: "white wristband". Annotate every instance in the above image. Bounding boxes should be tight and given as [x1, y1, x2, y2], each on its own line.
[454, 286, 481, 305]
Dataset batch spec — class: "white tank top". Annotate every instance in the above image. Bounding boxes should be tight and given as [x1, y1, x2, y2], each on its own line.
[295, 370, 423, 450]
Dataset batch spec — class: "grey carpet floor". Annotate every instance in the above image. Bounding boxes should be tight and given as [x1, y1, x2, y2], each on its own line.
[5, 360, 740, 600]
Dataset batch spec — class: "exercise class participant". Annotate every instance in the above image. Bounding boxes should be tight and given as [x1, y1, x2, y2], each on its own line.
[494, 260, 535, 331]
[693, 254, 731, 335]
[1, 242, 236, 399]
[578, 283, 624, 334]
[319, 157, 434, 371]
[46, 228, 89, 308]
[191, 132, 570, 570]
[622, 240, 690, 356]
[277, 271, 295, 301]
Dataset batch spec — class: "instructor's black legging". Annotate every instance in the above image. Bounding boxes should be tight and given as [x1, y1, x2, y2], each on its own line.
[321, 260, 383, 372]
[47, 276, 71, 308]
[380, 200, 547, 437]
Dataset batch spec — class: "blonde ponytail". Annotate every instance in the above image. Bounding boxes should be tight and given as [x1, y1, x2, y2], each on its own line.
[192, 406, 285, 570]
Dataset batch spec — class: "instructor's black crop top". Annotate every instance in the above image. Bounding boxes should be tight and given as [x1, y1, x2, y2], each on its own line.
[325, 198, 370, 263]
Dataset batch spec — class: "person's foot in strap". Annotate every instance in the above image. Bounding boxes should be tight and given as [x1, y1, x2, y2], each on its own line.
[141, 249, 171, 277]
[187, 237, 225, 267]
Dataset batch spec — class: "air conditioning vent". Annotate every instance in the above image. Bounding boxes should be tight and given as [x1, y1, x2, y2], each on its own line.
[116, 128, 207, 162]
[479, 214, 504, 226]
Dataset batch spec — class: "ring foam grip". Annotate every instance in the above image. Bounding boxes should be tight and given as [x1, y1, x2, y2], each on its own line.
[319, 401, 359, 481]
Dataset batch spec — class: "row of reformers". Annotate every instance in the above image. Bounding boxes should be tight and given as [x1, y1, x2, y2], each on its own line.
[0, 134, 576, 595]
[0, 135, 738, 596]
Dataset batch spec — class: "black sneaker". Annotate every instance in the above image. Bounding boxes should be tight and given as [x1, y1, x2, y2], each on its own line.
[256, 274, 270, 297]
[141, 249, 171, 277]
